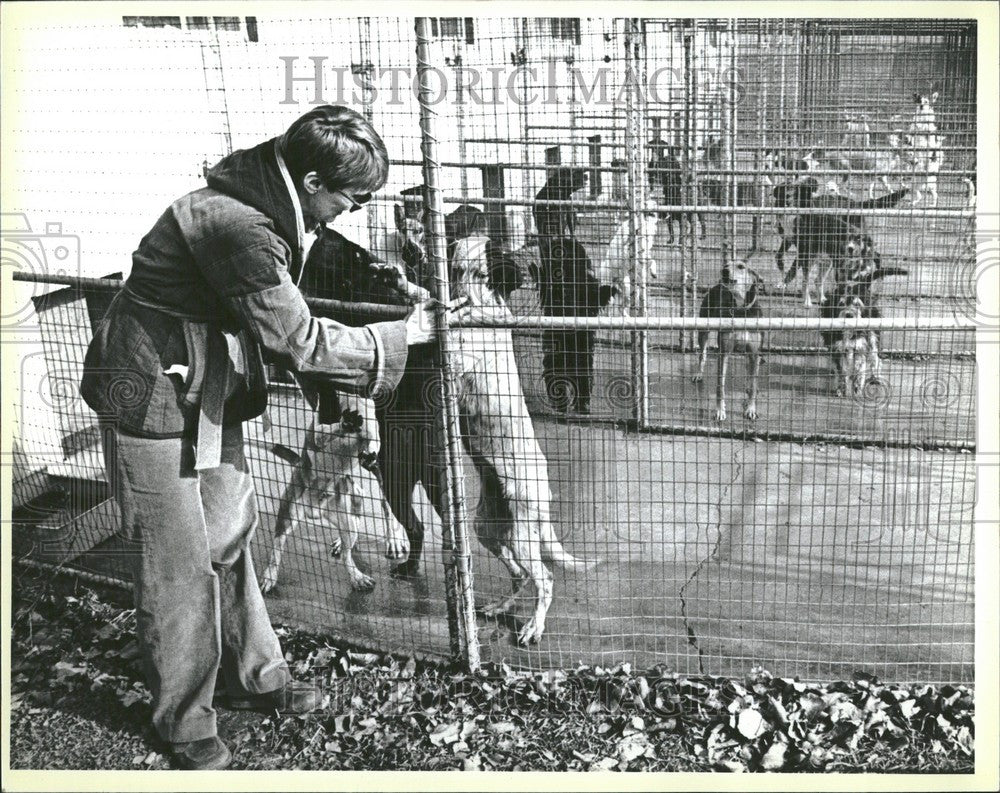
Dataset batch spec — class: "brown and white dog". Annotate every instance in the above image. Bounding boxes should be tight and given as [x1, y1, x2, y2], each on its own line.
[820, 265, 908, 397]
[782, 187, 908, 307]
[693, 260, 764, 422]
[260, 394, 410, 593]
[260, 228, 425, 594]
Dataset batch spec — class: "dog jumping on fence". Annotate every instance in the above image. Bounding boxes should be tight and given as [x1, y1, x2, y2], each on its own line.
[534, 166, 589, 240]
[388, 232, 598, 644]
[534, 236, 618, 413]
[820, 264, 908, 398]
[259, 228, 427, 594]
[260, 394, 410, 593]
[904, 91, 944, 207]
[693, 260, 764, 422]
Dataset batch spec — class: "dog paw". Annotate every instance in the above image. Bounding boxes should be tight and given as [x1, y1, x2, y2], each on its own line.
[384, 533, 410, 562]
[349, 571, 376, 591]
[517, 618, 545, 646]
[260, 566, 278, 594]
[691, 373, 704, 384]
[329, 538, 342, 558]
[480, 599, 512, 619]
[744, 402, 758, 421]
[390, 559, 422, 580]
[715, 405, 727, 422]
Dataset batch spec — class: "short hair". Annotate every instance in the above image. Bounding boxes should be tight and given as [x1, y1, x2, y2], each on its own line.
[280, 105, 389, 193]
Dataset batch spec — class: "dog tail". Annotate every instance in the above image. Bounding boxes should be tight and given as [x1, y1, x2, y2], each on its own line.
[270, 443, 302, 466]
[540, 523, 602, 570]
[870, 266, 909, 281]
[857, 188, 908, 209]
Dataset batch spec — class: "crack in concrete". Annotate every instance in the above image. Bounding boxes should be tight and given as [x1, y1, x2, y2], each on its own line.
[678, 448, 746, 674]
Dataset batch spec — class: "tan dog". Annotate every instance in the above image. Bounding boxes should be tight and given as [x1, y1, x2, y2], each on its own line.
[260, 393, 409, 593]
[693, 261, 764, 422]
[445, 236, 598, 644]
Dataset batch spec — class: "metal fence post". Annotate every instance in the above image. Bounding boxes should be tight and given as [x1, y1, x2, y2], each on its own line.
[624, 18, 650, 428]
[413, 17, 481, 672]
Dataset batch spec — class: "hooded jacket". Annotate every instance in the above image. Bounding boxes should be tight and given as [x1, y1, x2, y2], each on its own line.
[80, 137, 409, 441]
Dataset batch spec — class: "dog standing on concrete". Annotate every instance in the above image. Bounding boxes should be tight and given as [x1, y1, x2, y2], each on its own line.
[693, 260, 764, 422]
[820, 264, 908, 398]
[652, 145, 706, 244]
[783, 187, 908, 307]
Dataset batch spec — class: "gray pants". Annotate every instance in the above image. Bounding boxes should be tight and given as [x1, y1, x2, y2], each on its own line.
[103, 424, 290, 743]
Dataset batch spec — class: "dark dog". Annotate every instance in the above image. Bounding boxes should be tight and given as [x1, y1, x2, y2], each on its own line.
[771, 176, 821, 279]
[535, 237, 617, 414]
[393, 201, 522, 302]
[650, 146, 706, 244]
[820, 265, 908, 397]
[693, 260, 764, 422]
[261, 228, 420, 593]
[534, 166, 588, 239]
[783, 187, 908, 307]
[383, 203, 525, 578]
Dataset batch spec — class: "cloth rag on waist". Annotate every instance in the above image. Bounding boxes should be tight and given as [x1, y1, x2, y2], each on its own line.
[124, 286, 248, 471]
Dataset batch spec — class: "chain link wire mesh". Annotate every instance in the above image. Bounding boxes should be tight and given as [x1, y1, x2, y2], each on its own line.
[5, 15, 977, 683]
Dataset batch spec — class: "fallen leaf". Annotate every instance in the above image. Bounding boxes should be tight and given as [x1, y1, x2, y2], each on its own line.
[462, 754, 482, 771]
[735, 708, 767, 740]
[429, 721, 461, 747]
[759, 739, 787, 770]
[618, 733, 651, 762]
[715, 759, 746, 772]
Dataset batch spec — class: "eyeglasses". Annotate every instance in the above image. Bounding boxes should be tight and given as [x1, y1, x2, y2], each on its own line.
[335, 190, 373, 213]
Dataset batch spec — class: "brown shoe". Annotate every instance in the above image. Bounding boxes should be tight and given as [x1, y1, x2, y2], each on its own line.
[227, 680, 323, 714]
[170, 736, 232, 770]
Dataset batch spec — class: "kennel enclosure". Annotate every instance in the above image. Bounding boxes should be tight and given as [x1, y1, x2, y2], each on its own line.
[6, 15, 978, 684]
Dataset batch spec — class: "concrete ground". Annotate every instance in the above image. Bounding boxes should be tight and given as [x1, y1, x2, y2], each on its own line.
[246, 384, 974, 684]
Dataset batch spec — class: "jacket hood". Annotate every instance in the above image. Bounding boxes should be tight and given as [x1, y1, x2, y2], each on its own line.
[206, 137, 302, 273]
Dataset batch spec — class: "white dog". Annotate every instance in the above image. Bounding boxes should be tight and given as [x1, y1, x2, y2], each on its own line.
[905, 91, 944, 206]
[448, 236, 599, 644]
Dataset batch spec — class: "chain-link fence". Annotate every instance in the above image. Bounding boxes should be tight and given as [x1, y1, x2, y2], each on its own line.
[6, 15, 977, 684]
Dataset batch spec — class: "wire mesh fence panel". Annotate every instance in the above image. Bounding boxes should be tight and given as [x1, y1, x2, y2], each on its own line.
[5, 14, 977, 683]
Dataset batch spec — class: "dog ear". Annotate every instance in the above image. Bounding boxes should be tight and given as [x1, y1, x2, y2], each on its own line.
[913, 92, 922, 104]
[930, 90, 939, 104]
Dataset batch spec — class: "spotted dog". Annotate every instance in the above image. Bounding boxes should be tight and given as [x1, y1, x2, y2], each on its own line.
[820, 264, 908, 398]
